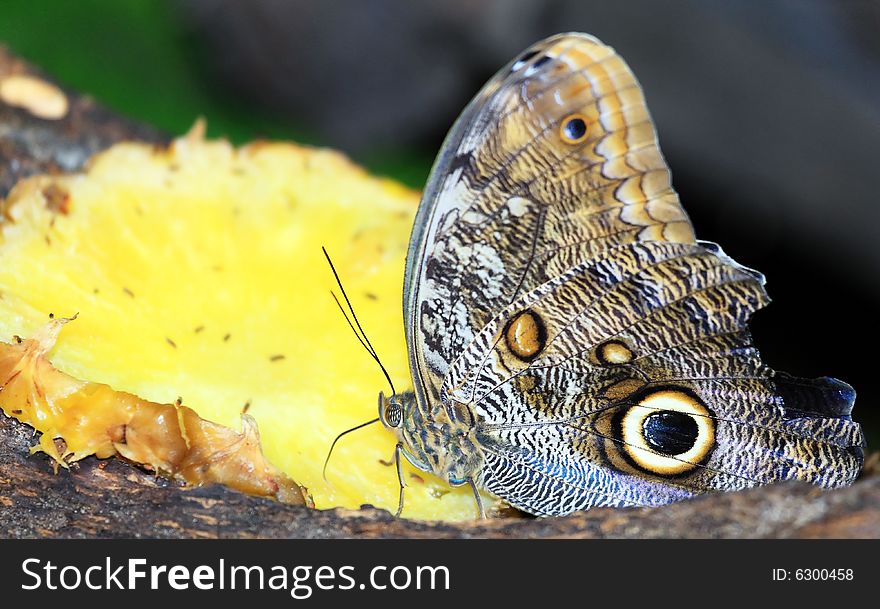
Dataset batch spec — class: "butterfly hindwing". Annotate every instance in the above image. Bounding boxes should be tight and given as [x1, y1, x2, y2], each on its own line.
[441, 240, 862, 515]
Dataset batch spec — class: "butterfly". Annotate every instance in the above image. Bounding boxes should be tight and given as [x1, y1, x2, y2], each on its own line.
[373, 32, 864, 517]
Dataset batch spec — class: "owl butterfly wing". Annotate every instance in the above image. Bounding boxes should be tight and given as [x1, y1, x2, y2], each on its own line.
[442, 241, 864, 516]
[406, 33, 692, 404]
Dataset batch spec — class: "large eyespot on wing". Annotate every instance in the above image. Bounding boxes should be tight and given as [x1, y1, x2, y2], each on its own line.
[613, 387, 716, 477]
[405, 33, 695, 410]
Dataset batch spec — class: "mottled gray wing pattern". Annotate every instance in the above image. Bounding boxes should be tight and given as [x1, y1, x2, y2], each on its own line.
[441, 240, 863, 515]
[404, 34, 694, 409]
[401, 32, 864, 516]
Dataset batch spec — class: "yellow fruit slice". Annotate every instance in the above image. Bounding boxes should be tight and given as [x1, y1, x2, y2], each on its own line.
[0, 126, 492, 520]
[0, 315, 309, 505]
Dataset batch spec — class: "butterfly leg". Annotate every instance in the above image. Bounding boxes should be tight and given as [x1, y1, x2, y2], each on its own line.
[394, 443, 406, 517]
[467, 477, 485, 519]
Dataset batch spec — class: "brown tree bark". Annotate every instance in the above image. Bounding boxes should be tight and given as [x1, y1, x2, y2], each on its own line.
[1, 46, 877, 539]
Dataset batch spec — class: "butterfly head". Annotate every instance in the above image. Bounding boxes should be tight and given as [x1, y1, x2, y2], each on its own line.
[378, 390, 433, 474]
[378, 391, 406, 430]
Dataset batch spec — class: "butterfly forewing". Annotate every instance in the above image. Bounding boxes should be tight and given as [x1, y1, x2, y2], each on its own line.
[405, 33, 694, 404]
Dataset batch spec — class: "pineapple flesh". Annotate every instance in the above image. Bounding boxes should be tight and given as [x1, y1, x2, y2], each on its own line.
[0, 127, 493, 521]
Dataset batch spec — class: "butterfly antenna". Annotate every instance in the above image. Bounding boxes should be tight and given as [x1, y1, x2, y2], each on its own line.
[322, 417, 380, 480]
[322, 246, 397, 396]
[329, 291, 373, 356]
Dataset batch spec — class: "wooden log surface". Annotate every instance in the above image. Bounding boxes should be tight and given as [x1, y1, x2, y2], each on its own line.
[1, 46, 878, 539]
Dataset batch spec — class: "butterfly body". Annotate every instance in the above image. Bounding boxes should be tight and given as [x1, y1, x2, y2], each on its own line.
[391, 389, 484, 488]
[379, 33, 864, 517]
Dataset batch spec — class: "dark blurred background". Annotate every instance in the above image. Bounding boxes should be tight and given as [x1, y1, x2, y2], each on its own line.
[1, 0, 877, 445]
